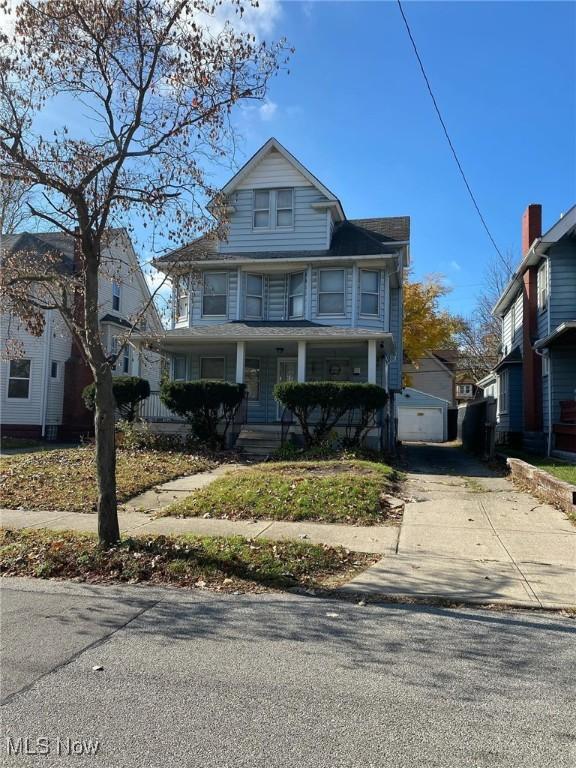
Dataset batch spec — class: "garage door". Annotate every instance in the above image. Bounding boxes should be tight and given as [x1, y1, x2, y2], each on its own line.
[397, 406, 444, 442]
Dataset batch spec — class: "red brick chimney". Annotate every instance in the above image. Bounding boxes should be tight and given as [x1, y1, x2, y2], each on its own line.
[521, 204, 543, 435]
[522, 203, 542, 256]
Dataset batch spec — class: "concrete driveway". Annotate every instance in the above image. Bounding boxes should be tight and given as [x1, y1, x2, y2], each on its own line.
[345, 444, 576, 607]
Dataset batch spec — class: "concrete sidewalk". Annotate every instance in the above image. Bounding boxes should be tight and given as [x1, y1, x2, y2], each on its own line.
[342, 444, 576, 609]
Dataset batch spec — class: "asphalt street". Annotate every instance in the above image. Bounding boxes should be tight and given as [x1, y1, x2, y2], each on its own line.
[1, 578, 575, 767]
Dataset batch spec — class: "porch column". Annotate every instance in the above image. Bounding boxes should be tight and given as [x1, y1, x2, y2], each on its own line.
[367, 339, 377, 384]
[297, 341, 307, 382]
[235, 341, 245, 383]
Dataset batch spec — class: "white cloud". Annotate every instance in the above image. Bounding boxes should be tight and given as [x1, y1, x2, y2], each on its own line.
[258, 100, 278, 122]
[199, 0, 282, 40]
[450, 260, 461, 272]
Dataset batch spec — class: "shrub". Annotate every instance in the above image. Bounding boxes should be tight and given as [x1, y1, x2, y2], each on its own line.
[160, 380, 246, 450]
[83, 376, 151, 422]
[116, 419, 194, 452]
[274, 381, 388, 447]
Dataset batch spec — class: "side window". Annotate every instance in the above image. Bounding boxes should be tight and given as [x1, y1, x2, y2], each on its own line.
[7, 359, 31, 399]
[176, 278, 189, 321]
[498, 370, 509, 414]
[202, 273, 227, 317]
[318, 269, 345, 315]
[360, 270, 380, 315]
[112, 281, 121, 312]
[245, 274, 264, 319]
[538, 261, 548, 310]
[288, 272, 305, 318]
[50, 361, 60, 380]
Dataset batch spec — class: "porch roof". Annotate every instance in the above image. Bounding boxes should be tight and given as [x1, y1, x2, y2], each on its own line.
[534, 321, 576, 350]
[152, 321, 394, 352]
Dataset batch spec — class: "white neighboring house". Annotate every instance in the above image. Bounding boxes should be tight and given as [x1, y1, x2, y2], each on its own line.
[1, 229, 163, 440]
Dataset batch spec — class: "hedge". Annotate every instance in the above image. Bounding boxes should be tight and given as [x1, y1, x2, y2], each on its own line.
[83, 376, 151, 423]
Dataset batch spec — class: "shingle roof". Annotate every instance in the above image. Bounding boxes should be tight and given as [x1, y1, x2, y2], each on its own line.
[2, 231, 76, 260]
[494, 345, 523, 371]
[160, 321, 393, 341]
[156, 216, 410, 267]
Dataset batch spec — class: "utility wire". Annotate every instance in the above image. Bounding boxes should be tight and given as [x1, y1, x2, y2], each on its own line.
[396, 0, 512, 275]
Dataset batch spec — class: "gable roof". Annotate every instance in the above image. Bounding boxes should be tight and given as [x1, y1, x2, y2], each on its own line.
[493, 204, 576, 317]
[218, 137, 345, 220]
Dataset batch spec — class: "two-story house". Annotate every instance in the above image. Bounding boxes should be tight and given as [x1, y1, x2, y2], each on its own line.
[151, 138, 409, 450]
[0, 228, 163, 440]
[490, 203, 576, 456]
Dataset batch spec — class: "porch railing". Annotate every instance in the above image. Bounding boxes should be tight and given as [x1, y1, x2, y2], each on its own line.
[138, 391, 186, 423]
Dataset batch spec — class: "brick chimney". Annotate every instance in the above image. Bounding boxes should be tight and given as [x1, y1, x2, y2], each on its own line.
[521, 204, 543, 435]
[522, 203, 542, 256]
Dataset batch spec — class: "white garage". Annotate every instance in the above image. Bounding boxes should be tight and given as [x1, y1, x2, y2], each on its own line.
[396, 388, 449, 443]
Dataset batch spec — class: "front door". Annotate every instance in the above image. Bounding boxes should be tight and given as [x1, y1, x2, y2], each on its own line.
[276, 358, 298, 419]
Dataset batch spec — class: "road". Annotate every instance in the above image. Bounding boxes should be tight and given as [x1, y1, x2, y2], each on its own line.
[1, 578, 575, 767]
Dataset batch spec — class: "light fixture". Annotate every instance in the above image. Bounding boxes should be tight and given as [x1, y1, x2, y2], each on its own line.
[275, 346, 284, 354]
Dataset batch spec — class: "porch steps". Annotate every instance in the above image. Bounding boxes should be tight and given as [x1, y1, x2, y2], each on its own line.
[235, 427, 283, 457]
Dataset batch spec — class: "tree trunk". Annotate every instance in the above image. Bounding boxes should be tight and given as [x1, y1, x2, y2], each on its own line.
[94, 365, 120, 545]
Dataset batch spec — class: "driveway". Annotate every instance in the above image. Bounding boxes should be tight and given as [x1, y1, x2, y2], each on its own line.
[345, 443, 576, 607]
[1, 578, 575, 767]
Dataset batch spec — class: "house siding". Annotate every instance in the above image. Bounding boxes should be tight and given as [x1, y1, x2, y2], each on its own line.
[549, 241, 576, 329]
[404, 354, 454, 405]
[551, 347, 576, 423]
[235, 149, 313, 190]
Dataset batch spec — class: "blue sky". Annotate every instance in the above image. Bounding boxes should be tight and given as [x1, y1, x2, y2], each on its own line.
[223, 0, 576, 316]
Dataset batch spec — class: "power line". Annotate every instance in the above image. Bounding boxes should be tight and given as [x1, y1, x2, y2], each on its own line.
[396, 0, 512, 275]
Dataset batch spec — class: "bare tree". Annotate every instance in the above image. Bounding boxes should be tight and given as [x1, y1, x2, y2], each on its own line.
[0, 0, 290, 544]
[0, 178, 36, 233]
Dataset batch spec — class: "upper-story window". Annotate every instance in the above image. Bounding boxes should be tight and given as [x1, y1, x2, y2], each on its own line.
[538, 261, 548, 310]
[360, 270, 380, 316]
[175, 278, 189, 321]
[112, 281, 121, 312]
[288, 272, 305, 318]
[498, 370, 509, 414]
[253, 189, 293, 230]
[203, 272, 227, 317]
[458, 383, 472, 396]
[245, 274, 264, 319]
[318, 269, 345, 315]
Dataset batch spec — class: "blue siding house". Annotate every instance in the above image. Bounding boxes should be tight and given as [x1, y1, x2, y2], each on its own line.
[491, 204, 576, 456]
[152, 138, 409, 450]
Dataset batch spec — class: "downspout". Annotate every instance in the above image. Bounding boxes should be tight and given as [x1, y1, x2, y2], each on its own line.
[40, 310, 53, 438]
[546, 255, 552, 456]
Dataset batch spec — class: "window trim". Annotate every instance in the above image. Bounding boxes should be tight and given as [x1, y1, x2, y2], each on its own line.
[175, 277, 190, 322]
[200, 356, 226, 381]
[275, 188, 294, 229]
[202, 272, 228, 318]
[537, 261, 548, 312]
[7, 358, 32, 400]
[172, 355, 187, 381]
[112, 280, 121, 312]
[288, 271, 305, 319]
[245, 273, 264, 320]
[317, 268, 346, 317]
[50, 360, 61, 381]
[359, 269, 380, 317]
[245, 357, 261, 402]
[498, 370, 509, 415]
[121, 345, 131, 375]
[252, 188, 294, 232]
[253, 189, 271, 230]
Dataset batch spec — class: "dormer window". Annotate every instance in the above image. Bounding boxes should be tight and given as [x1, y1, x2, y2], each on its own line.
[253, 189, 293, 230]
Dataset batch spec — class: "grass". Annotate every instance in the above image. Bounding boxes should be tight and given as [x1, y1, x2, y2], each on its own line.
[164, 459, 401, 526]
[0, 528, 376, 592]
[0, 447, 217, 512]
[502, 449, 576, 485]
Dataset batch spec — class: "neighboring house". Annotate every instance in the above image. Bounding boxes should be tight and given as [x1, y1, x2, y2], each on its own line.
[403, 349, 457, 406]
[0, 229, 163, 440]
[149, 137, 409, 450]
[490, 203, 576, 456]
[455, 374, 479, 405]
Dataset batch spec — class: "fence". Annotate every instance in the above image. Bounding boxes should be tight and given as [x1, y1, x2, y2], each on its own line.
[457, 397, 497, 459]
[138, 391, 186, 423]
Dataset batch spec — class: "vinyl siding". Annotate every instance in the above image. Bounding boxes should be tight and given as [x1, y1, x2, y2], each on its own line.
[404, 354, 454, 404]
[235, 149, 313, 190]
[388, 285, 402, 391]
[549, 241, 576, 329]
[45, 314, 72, 425]
[220, 187, 330, 253]
[551, 346, 576, 423]
[0, 315, 48, 426]
[186, 269, 238, 325]
[496, 366, 523, 433]
[536, 257, 550, 339]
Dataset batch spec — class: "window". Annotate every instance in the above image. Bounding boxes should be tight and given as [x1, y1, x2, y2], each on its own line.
[245, 274, 264, 319]
[202, 272, 227, 316]
[253, 189, 293, 230]
[200, 357, 225, 381]
[173, 355, 186, 381]
[288, 272, 305, 318]
[458, 384, 472, 396]
[110, 335, 119, 369]
[326, 359, 351, 382]
[498, 370, 509, 414]
[276, 189, 293, 228]
[7, 358, 31, 399]
[122, 345, 130, 374]
[253, 190, 270, 229]
[318, 269, 345, 315]
[245, 358, 261, 400]
[112, 281, 121, 312]
[50, 361, 60, 380]
[360, 270, 380, 315]
[176, 278, 189, 321]
[538, 261, 548, 310]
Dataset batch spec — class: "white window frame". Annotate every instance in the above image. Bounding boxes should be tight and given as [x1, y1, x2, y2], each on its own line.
[288, 271, 305, 319]
[245, 357, 261, 401]
[175, 278, 189, 322]
[173, 355, 187, 381]
[245, 274, 264, 319]
[50, 360, 61, 381]
[200, 356, 226, 381]
[121, 345, 131, 374]
[112, 281, 121, 312]
[252, 189, 294, 232]
[202, 272, 228, 318]
[7, 358, 32, 400]
[359, 269, 380, 317]
[538, 260, 548, 311]
[498, 370, 509, 415]
[318, 268, 346, 317]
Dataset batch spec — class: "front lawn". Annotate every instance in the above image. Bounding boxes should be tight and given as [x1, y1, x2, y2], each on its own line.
[0, 529, 376, 592]
[164, 459, 400, 526]
[0, 447, 217, 512]
[502, 449, 576, 485]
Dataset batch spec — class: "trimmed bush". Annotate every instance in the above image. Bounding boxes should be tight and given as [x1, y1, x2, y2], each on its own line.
[160, 380, 246, 450]
[274, 381, 388, 447]
[83, 376, 151, 422]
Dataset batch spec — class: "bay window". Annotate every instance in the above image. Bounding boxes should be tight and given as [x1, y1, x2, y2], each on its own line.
[202, 272, 227, 317]
[288, 272, 305, 318]
[245, 274, 264, 319]
[360, 270, 380, 315]
[318, 269, 345, 315]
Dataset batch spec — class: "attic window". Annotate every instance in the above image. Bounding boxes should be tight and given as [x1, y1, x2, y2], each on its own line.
[253, 190, 270, 229]
[253, 189, 293, 230]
